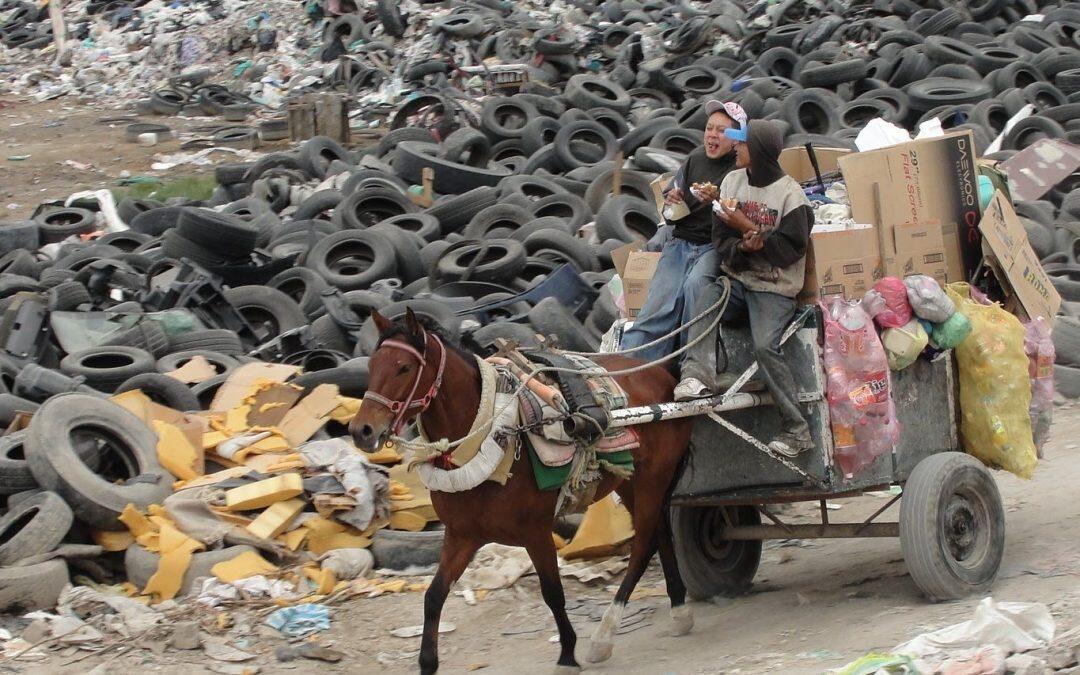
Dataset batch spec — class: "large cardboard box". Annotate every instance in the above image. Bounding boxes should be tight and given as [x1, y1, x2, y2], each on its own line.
[978, 191, 1062, 320]
[882, 221, 949, 286]
[839, 131, 981, 278]
[799, 224, 880, 304]
[779, 146, 849, 182]
[611, 243, 661, 319]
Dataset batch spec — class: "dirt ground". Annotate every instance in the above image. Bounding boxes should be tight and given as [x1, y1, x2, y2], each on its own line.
[2, 96, 1078, 674]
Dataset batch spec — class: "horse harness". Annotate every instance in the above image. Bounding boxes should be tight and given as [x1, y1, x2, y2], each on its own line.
[362, 329, 447, 436]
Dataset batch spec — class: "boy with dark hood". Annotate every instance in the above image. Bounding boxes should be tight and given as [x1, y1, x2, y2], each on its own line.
[675, 119, 815, 457]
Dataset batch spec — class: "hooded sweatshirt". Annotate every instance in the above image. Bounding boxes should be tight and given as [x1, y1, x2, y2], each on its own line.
[711, 120, 813, 298]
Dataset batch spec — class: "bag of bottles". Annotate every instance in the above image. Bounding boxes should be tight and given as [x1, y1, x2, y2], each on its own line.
[903, 274, 955, 323]
[946, 283, 1037, 479]
[1023, 316, 1055, 454]
[869, 277, 913, 329]
[820, 297, 901, 479]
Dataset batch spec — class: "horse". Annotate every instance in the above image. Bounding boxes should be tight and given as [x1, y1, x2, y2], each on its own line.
[350, 308, 695, 674]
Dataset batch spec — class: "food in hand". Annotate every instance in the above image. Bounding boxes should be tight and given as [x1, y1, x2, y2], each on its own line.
[691, 182, 719, 201]
[721, 197, 738, 210]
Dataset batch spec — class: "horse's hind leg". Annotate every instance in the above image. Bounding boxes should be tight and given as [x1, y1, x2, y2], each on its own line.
[585, 484, 662, 664]
[656, 508, 693, 636]
[419, 530, 480, 675]
[524, 533, 580, 673]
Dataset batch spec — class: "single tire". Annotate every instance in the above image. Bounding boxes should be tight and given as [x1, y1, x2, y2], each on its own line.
[36, 208, 96, 244]
[564, 74, 631, 114]
[425, 186, 500, 233]
[292, 358, 370, 397]
[670, 505, 762, 600]
[434, 239, 528, 286]
[0, 491, 73, 566]
[1053, 316, 1080, 367]
[595, 195, 660, 243]
[60, 346, 156, 393]
[900, 452, 1005, 601]
[125, 544, 256, 598]
[306, 229, 398, 291]
[527, 297, 597, 351]
[0, 560, 69, 613]
[166, 329, 243, 356]
[223, 286, 307, 346]
[0, 221, 40, 256]
[24, 394, 173, 531]
[115, 372, 201, 411]
[299, 136, 350, 179]
[48, 280, 92, 311]
[267, 267, 329, 318]
[370, 528, 444, 570]
[129, 206, 184, 237]
[441, 127, 491, 168]
[1055, 364, 1080, 398]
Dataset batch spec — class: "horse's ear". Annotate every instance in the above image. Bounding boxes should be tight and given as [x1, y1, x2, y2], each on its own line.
[371, 310, 393, 336]
[404, 307, 422, 337]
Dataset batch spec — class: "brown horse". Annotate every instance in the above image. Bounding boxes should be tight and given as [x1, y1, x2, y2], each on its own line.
[350, 309, 694, 674]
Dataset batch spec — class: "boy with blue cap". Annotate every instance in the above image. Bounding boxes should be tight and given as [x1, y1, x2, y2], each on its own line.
[675, 119, 815, 457]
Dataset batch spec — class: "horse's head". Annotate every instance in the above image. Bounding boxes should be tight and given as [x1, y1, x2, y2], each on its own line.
[349, 308, 446, 452]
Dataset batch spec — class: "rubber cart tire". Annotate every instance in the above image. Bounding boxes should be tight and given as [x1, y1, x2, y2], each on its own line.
[670, 504, 762, 600]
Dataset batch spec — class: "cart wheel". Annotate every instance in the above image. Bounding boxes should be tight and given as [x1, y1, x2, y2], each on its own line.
[900, 452, 1005, 602]
[670, 505, 761, 600]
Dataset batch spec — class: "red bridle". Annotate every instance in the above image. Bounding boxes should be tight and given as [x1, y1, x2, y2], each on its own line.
[362, 329, 447, 436]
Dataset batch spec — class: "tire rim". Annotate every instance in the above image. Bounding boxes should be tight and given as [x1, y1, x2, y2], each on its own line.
[940, 487, 992, 574]
[697, 506, 742, 573]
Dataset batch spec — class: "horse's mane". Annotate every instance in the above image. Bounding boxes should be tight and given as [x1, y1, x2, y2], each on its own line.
[378, 315, 480, 367]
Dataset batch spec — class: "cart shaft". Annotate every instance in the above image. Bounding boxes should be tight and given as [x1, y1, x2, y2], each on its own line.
[722, 522, 899, 540]
[608, 392, 771, 428]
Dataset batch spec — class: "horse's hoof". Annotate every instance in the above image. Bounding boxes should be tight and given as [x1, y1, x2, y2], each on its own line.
[585, 640, 613, 664]
[670, 604, 694, 637]
[553, 666, 581, 674]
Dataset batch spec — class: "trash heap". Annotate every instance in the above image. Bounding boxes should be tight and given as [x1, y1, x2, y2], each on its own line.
[0, 0, 1078, 662]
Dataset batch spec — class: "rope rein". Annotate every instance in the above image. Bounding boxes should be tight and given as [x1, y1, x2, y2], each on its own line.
[391, 278, 733, 455]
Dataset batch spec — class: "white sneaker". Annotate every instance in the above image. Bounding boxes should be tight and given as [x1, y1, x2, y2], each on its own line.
[768, 431, 814, 457]
[674, 378, 712, 402]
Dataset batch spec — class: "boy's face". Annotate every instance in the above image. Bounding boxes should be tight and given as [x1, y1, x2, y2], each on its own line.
[704, 112, 735, 159]
[735, 141, 750, 169]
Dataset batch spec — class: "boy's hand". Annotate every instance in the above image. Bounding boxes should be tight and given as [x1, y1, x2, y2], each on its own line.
[664, 188, 684, 205]
[739, 231, 765, 252]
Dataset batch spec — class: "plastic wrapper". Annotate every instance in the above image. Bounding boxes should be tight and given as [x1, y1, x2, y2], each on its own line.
[821, 297, 901, 479]
[930, 311, 973, 349]
[1023, 316, 1055, 454]
[903, 274, 955, 323]
[882, 319, 929, 371]
[947, 283, 1037, 479]
[870, 277, 913, 328]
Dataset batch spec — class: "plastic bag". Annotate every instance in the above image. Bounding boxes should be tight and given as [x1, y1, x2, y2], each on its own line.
[821, 297, 901, 479]
[1023, 317, 1054, 454]
[871, 277, 913, 328]
[930, 311, 973, 349]
[903, 274, 955, 323]
[882, 319, 929, 371]
[947, 283, 1037, 479]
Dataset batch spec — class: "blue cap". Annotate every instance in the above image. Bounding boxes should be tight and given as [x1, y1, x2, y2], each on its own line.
[724, 126, 748, 142]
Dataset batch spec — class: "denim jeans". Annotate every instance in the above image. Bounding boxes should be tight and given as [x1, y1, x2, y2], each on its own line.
[619, 236, 717, 363]
[681, 277, 810, 438]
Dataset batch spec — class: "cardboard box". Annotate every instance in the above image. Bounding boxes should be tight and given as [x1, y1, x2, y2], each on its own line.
[799, 224, 881, 304]
[611, 243, 661, 319]
[978, 191, 1062, 320]
[839, 130, 981, 277]
[779, 146, 850, 182]
[883, 221, 949, 286]
[649, 173, 688, 220]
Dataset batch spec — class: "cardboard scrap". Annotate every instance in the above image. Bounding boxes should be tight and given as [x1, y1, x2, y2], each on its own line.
[244, 382, 303, 428]
[211, 363, 301, 413]
[279, 384, 340, 446]
[165, 355, 219, 384]
[558, 495, 634, 561]
[211, 550, 279, 583]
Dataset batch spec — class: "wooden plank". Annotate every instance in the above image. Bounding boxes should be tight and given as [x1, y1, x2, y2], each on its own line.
[288, 98, 316, 142]
[315, 93, 349, 144]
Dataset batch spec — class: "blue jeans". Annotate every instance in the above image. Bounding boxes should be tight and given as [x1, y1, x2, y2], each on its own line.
[620, 236, 717, 362]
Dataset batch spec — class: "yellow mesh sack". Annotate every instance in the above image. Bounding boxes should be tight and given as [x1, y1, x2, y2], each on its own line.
[946, 283, 1036, 479]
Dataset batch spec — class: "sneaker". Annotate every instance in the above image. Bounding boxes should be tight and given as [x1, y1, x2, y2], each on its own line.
[674, 378, 712, 401]
[768, 431, 814, 457]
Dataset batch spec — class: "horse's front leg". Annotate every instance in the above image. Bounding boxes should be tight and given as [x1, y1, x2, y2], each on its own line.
[524, 533, 580, 673]
[420, 529, 480, 675]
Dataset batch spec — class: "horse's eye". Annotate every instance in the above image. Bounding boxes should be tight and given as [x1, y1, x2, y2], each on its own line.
[397, 364, 410, 375]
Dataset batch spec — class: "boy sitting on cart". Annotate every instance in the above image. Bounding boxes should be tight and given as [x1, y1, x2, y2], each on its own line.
[674, 119, 815, 458]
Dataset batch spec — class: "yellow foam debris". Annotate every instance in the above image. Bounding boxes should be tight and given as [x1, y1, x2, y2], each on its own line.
[552, 532, 567, 549]
[208, 507, 254, 528]
[329, 396, 362, 424]
[177, 466, 253, 490]
[136, 533, 160, 552]
[142, 521, 205, 602]
[202, 430, 229, 450]
[306, 531, 371, 556]
[364, 441, 402, 464]
[225, 405, 252, 432]
[92, 529, 134, 552]
[300, 516, 346, 537]
[118, 582, 140, 597]
[249, 434, 291, 453]
[557, 495, 635, 561]
[279, 528, 308, 551]
[153, 420, 202, 481]
[389, 510, 427, 532]
[225, 473, 303, 511]
[211, 550, 279, 583]
[265, 459, 305, 473]
[376, 580, 407, 593]
[119, 504, 156, 538]
[303, 566, 337, 595]
[246, 499, 305, 540]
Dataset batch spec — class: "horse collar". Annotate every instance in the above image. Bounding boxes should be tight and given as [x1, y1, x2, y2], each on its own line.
[365, 330, 447, 435]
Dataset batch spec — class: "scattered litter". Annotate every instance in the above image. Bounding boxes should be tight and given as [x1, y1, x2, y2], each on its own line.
[266, 604, 331, 637]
